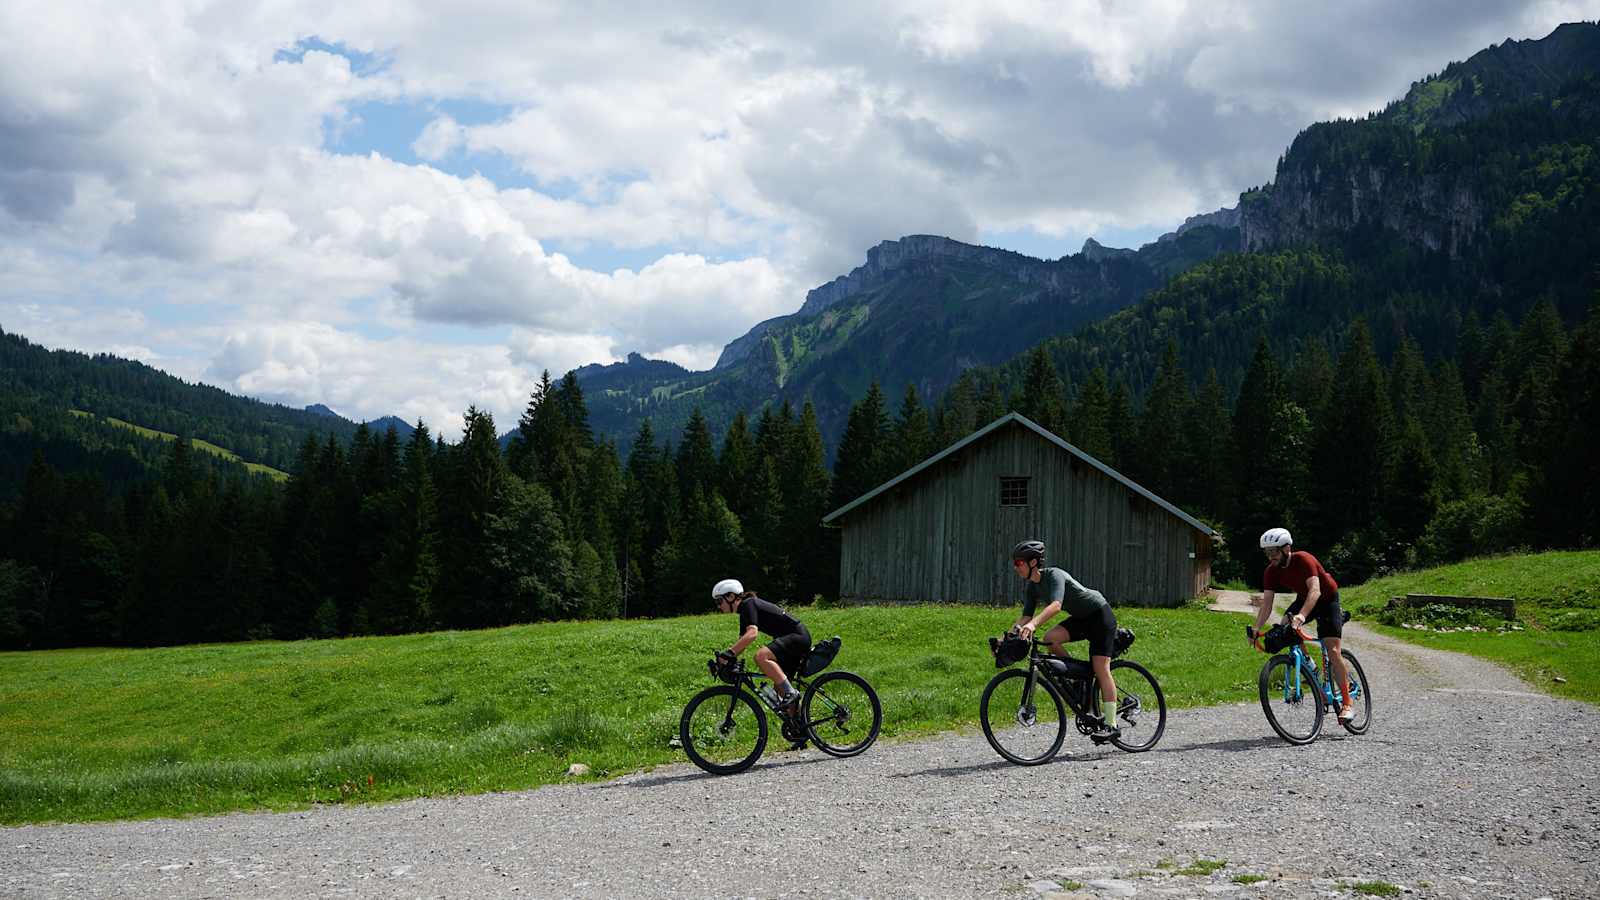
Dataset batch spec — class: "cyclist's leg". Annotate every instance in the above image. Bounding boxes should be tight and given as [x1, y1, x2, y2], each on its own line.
[1317, 594, 1352, 714]
[753, 644, 787, 687]
[1087, 606, 1119, 730]
[1042, 623, 1072, 656]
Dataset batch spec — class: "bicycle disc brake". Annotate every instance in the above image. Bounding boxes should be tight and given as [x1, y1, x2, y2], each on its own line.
[1015, 704, 1038, 727]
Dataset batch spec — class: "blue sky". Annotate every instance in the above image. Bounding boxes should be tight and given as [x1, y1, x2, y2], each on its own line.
[2, 2, 1593, 436]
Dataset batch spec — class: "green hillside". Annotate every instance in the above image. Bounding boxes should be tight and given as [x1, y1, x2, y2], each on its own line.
[1342, 550, 1600, 703]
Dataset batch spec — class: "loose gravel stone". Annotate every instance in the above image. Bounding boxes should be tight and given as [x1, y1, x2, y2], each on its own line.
[2, 623, 1598, 898]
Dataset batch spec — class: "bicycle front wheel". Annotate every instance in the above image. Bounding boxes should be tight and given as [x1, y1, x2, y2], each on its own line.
[1338, 650, 1372, 735]
[802, 671, 882, 757]
[1258, 654, 1324, 745]
[1107, 660, 1167, 752]
[680, 685, 767, 775]
[979, 668, 1067, 765]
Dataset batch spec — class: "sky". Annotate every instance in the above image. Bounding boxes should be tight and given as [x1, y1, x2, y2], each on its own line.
[3, 1, 1596, 438]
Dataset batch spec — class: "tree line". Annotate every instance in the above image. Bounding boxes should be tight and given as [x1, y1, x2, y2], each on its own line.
[0, 371, 838, 649]
[825, 296, 1599, 587]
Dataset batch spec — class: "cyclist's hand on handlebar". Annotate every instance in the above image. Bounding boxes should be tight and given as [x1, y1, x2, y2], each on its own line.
[1017, 622, 1036, 640]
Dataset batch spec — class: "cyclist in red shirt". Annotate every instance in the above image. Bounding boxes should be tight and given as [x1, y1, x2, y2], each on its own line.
[1252, 527, 1356, 722]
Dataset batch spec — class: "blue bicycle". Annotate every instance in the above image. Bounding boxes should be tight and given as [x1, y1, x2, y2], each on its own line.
[1247, 622, 1371, 745]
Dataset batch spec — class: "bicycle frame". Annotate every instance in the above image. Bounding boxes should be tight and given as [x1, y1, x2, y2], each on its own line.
[1280, 633, 1361, 708]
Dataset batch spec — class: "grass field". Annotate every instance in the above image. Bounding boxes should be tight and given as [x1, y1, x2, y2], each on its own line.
[1341, 551, 1600, 704]
[68, 409, 288, 480]
[0, 605, 1263, 825]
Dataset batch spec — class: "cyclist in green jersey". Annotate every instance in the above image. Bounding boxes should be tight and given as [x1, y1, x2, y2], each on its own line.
[1008, 539, 1121, 739]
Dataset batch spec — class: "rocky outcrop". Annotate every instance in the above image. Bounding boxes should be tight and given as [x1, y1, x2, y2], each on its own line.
[1240, 163, 1481, 257]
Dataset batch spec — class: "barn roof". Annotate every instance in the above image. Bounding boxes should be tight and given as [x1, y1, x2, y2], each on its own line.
[822, 411, 1216, 536]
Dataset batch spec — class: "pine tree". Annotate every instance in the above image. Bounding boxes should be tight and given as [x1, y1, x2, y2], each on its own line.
[1134, 340, 1191, 496]
[832, 383, 891, 510]
[675, 407, 718, 507]
[1314, 320, 1395, 573]
[1018, 346, 1069, 437]
[1070, 367, 1113, 461]
[937, 371, 979, 446]
[783, 402, 835, 603]
[718, 412, 756, 519]
[1107, 379, 1136, 473]
[890, 384, 935, 473]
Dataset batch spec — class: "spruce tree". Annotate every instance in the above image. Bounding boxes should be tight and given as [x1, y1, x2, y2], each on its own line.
[891, 384, 935, 473]
[1018, 346, 1069, 436]
[1314, 321, 1395, 571]
[1070, 367, 1113, 461]
[832, 383, 891, 510]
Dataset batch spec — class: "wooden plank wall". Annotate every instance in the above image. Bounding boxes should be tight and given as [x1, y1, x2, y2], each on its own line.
[838, 422, 1208, 607]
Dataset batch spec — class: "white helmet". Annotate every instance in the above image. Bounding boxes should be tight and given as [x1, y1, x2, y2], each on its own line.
[1259, 527, 1293, 550]
[711, 578, 744, 599]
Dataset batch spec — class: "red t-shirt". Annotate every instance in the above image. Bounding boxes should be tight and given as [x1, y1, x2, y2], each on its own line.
[1263, 551, 1339, 604]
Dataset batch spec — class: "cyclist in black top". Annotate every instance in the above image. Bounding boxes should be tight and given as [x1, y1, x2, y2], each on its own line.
[712, 578, 811, 710]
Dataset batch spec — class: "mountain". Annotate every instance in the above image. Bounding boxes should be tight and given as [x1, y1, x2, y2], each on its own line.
[579, 225, 1238, 452]
[988, 21, 1600, 400]
[305, 403, 340, 418]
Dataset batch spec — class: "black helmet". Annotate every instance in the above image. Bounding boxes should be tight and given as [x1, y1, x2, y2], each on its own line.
[1010, 540, 1045, 562]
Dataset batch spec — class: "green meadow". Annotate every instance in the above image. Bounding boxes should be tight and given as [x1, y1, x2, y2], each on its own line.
[1341, 550, 1600, 704]
[1, 605, 1264, 825]
[68, 409, 289, 480]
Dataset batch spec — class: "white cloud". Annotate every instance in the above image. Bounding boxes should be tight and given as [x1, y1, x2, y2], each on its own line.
[2, 0, 1597, 437]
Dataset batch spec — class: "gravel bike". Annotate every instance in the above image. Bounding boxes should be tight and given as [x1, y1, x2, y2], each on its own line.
[679, 637, 882, 775]
[979, 633, 1167, 765]
[1248, 621, 1372, 745]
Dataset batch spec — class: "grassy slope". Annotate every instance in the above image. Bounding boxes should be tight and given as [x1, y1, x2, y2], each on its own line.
[0, 605, 1261, 825]
[69, 409, 288, 480]
[1341, 551, 1600, 704]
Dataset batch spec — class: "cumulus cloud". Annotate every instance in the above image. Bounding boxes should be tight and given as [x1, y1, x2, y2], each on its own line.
[2, 0, 1597, 435]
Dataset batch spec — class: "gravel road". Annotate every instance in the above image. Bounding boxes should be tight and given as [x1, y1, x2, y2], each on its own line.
[4, 621, 1597, 899]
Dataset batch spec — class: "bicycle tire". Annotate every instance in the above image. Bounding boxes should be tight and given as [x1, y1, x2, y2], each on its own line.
[1107, 659, 1167, 752]
[1258, 654, 1324, 745]
[802, 670, 882, 757]
[1338, 650, 1372, 735]
[679, 685, 767, 775]
[980, 668, 1067, 765]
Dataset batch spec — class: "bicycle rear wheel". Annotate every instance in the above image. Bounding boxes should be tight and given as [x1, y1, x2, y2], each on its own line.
[1258, 654, 1324, 745]
[979, 668, 1067, 765]
[1338, 650, 1372, 735]
[802, 671, 882, 757]
[679, 685, 767, 775]
[1107, 660, 1167, 752]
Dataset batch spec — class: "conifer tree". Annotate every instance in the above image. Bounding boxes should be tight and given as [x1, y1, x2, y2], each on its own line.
[1018, 346, 1069, 437]
[1070, 367, 1113, 461]
[783, 402, 836, 602]
[718, 412, 756, 519]
[1107, 379, 1136, 473]
[890, 384, 935, 472]
[675, 407, 718, 507]
[832, 383, 891, 510]
[1314, 321, 1395, 566]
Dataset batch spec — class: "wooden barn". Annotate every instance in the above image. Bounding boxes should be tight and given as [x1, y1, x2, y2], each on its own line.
[823, 412, 1215, 607]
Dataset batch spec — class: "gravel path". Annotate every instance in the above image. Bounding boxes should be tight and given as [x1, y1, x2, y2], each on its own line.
[4, 619, 1598, 899]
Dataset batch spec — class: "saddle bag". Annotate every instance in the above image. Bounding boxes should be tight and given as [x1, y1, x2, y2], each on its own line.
[801, 635, 842, 676]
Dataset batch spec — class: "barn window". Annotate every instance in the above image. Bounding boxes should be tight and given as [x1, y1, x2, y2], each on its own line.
[999, 477, 1029, 506]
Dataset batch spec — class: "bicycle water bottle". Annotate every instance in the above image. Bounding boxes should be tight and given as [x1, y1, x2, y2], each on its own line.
[759, 685, 779, 709]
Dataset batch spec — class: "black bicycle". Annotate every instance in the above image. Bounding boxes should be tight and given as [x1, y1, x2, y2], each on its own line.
[979, 634, 1167, 765]
[679, 637, 882, 775]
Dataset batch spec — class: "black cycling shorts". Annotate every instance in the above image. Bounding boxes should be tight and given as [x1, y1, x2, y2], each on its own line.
[766, 630, 812, 677]
[1055, 604, 1118, 658]
[1286, 590, 1344, 640]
